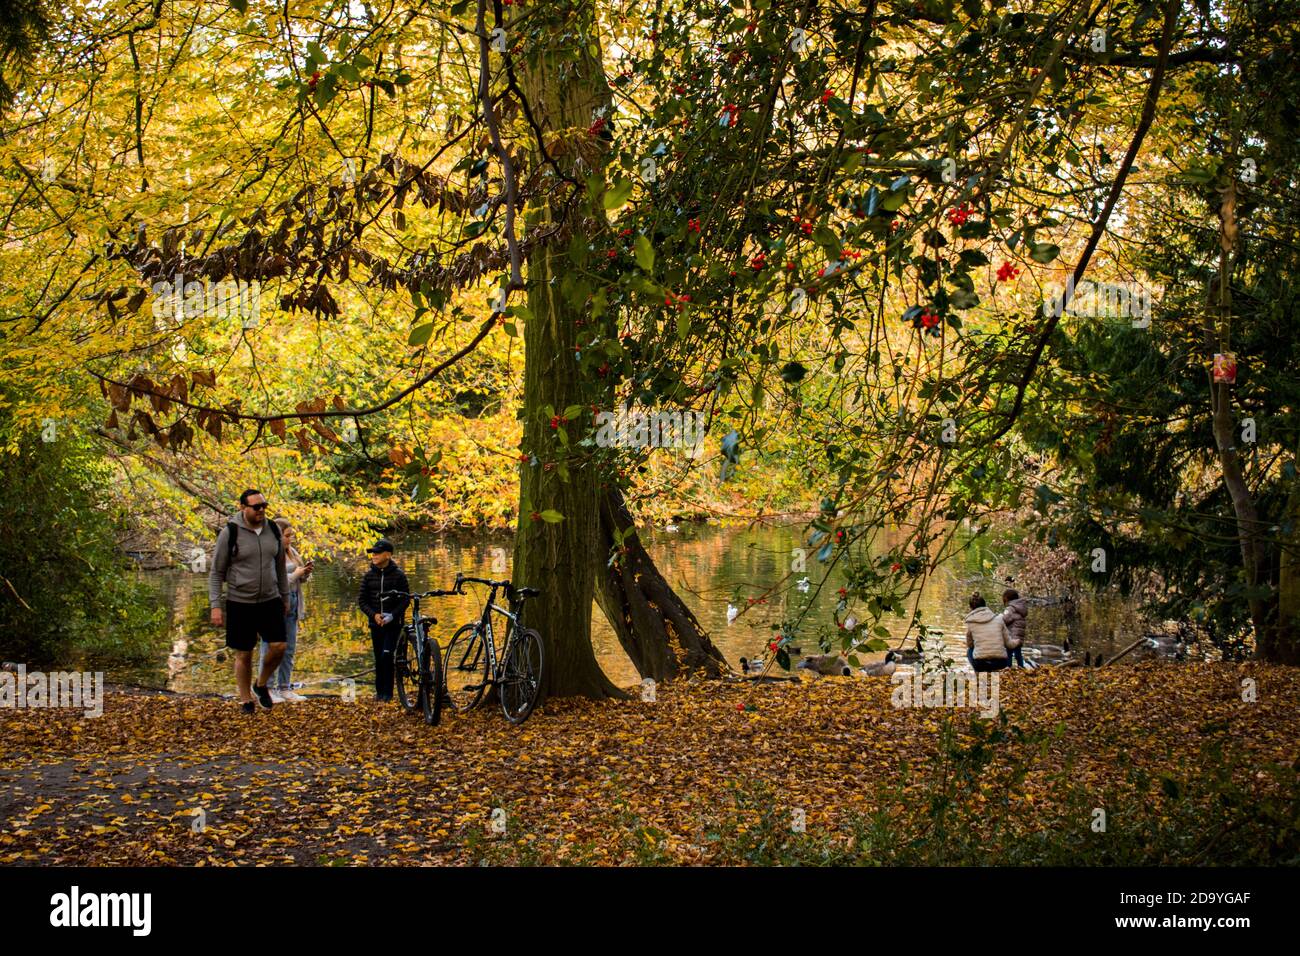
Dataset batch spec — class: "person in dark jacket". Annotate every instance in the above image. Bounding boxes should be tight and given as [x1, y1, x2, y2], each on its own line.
[357, 538, 410, 702]
[1001, 588, 1029, 668]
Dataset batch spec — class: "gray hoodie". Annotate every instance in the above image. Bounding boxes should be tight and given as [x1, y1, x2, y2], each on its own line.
[208, 511, 289, 607]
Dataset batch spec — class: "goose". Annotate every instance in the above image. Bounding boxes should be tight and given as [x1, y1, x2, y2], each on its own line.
[796, 577, 811, 594]
[797, 653, 852, 676]
[740, 656, 765, 674]
[859, 651, 897, 677]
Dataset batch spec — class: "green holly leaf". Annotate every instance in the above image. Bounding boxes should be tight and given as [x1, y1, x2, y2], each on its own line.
[780, 361, 807, 383]
[603, 177, 634, 210]
[634, 233, 654, 272]
[1030, 242, 1060, 263]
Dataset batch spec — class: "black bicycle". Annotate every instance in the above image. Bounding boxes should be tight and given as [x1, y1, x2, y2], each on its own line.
[444, 574, 545, 724]
[379, 588, 454, 725]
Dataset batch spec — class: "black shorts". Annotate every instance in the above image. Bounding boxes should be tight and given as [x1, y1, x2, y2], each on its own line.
[225, 598, 287, 651]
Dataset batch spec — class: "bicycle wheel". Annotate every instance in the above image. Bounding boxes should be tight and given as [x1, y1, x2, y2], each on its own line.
[444, 622, 488, 713]
[395, 628, 421, 714]
[500, 627, 545, 725]
[422, 635, 443, 726]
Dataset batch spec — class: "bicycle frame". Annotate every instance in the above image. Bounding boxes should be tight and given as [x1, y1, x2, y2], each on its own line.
[381, 587, 455, 708]
[408, 596, 431, 665]
[466, 582, 523, 691]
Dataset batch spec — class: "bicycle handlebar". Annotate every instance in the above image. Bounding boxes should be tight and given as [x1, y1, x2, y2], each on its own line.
[378, 579, 541, 600]
[377, 589, 459, 599]
[454, 574, 541, 598]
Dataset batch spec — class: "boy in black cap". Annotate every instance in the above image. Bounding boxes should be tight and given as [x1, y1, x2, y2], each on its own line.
[357, 537, 410, 702]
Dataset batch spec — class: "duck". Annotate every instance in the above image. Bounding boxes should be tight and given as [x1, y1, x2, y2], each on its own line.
[797, 653, 852, 676]
[859, 651, 897, 677]
[726, 604, 740, 625]
[796, 577, 811, 594]
[740, 657, 765, 674]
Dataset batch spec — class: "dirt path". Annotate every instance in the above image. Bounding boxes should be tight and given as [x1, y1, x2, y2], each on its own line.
[1, 663, 1296, 865]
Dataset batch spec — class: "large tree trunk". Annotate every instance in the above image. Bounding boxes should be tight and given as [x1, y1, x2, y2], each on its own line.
[1275, 469, 1300, 664]
[510, 0, 623, 699]
[594, 487, 730, 680]
[1210, 152, 1282, 660]
[1265, 432, 1300, 664]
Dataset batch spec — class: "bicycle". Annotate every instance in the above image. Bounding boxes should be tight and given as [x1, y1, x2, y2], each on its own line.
[444, 574, 545, 724]
[378, 587, 455, 725]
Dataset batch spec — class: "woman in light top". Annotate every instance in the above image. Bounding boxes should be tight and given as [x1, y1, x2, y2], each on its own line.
[258, 517, 313, 701]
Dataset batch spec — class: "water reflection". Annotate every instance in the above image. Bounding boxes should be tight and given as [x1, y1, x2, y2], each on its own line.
[127, 522, 1097, 695]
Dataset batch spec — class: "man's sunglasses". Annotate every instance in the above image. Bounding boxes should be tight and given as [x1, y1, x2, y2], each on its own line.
[248, 502, 269, 511]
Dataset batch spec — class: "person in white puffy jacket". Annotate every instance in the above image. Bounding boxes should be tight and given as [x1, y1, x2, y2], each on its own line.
[965, 593, 1011, 673]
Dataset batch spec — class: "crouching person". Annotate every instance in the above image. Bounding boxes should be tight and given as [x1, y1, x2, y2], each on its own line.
[965, 592, 1011, 673]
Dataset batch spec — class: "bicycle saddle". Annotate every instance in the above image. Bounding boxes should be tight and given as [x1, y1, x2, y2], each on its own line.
[517, 587, 540, 598]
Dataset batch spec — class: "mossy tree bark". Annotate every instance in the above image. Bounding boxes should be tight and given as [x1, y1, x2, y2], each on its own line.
[594, 487, 729, 680]
[1209, 142, 1297, 663]
[510, 0, 623, 699]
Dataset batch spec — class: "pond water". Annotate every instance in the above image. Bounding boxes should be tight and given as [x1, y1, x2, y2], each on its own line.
[119, 520, 1105, 696]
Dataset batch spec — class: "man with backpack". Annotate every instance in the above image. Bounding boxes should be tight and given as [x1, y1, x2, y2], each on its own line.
[209, 489, 290, 713]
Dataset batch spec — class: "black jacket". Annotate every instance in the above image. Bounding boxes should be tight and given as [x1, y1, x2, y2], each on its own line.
[358, 561, 411, 630]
